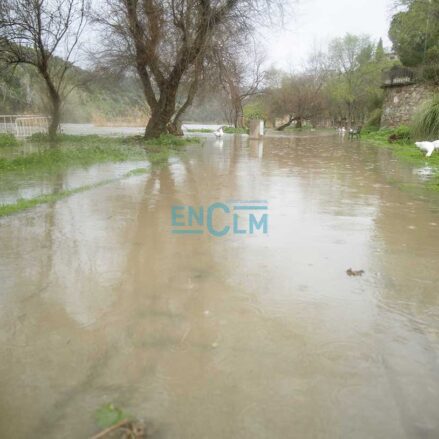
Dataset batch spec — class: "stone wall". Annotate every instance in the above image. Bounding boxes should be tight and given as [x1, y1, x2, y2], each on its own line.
[381, 82, 437, 128]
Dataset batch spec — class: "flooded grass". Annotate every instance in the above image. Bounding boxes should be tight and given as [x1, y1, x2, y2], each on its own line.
[0, 133, 19, 148]
[0, 133, 202, 217]
[0, 134, 201, 173]
[186, 128, 214, 133]
[0, 168, 148, 217]
[362, 131, 439, 191]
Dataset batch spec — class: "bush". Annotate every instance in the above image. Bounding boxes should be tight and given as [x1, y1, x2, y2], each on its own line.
[0, 133, 19, 147]
[412, 95, 439, 140]
[365, 108, 382, 131]
[388, 125, 411, 143]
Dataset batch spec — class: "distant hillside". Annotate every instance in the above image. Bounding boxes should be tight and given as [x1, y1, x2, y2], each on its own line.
[0, 62, 148, 125]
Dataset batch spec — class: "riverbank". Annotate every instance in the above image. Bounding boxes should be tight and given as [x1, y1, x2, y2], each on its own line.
[0, 133, 201, 217]
[362, 130, 439, 192]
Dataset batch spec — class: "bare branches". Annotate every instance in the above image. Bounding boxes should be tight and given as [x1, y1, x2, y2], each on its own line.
[94, 0, 283, 138]
[0, 0, 89, 139]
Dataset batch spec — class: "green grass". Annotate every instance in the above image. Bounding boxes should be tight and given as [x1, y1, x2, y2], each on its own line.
[362, 129, 439, 192]
[412, 95, 439, 141]
[223, 127, 249, 134]
[0, 168, 148, 217]
[0, 133, 201, 173]
[0, 133, 202, 217]
[186, 128, 214, 133]
[0, 133, 19, 147]
[185, 127, 250, 134]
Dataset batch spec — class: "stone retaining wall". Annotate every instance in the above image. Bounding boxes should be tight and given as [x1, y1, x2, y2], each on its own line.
[381, 83, 437, 128]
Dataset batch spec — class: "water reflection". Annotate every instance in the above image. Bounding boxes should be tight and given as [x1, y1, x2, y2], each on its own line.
[0, 133, 439, 438]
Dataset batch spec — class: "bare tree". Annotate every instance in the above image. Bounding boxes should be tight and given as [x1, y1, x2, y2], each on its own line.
[264, 65, 326, 130]
[213, 39, 265, 128]
[0, 0, 88, 140]
[96, 0, 282, 139]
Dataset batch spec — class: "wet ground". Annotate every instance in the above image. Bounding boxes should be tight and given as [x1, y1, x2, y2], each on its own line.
[1, 132, 439, 438]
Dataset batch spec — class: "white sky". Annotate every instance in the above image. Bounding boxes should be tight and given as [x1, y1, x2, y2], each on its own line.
[260, 0, 395, 70]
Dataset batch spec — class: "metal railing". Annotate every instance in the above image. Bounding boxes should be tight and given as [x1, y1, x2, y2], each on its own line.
[0, 115, 49, 138]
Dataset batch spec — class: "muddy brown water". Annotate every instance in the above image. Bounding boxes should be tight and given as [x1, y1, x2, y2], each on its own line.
[1, 133, 439, 438]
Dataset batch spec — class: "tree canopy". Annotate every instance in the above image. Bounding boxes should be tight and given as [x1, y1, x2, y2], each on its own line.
[389, 0, 439, 68]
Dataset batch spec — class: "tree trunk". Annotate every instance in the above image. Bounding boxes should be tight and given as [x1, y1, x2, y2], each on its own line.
[167, 120, 184, 136]
[40, 66, 61, 143]
[144, 110, 170, 139]
[276, 115, 296, 131]
[48, 98, 61, 141]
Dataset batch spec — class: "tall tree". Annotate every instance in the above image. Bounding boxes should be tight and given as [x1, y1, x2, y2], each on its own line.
[375, 38, 385, 62]
[326, 34, 376, 126]
[263, 64, 326, 130]
[389, 0, 439, 68]
[97, 0, 282, 139]
[0, 0, 88, 140]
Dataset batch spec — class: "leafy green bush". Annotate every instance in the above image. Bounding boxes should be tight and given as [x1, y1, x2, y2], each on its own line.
[0, 133, 19, 147]
[412, 95, 439, 140]
[388, 125, 411, 143]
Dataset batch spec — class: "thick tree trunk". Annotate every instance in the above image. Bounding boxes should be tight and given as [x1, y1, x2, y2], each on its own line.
[40, 66, 61, 143]
[144, 110, 171, 139]
[48, 98, 61, 141]
[167, 120, 184, 136]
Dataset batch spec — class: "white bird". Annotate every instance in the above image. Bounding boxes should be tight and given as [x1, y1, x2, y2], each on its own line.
[415, 141, 436, 157]
[214, 126, 224, 138]
[433, 140, 439, 150]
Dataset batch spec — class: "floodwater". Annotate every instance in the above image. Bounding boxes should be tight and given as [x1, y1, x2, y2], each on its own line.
[1, 132, 439, 438]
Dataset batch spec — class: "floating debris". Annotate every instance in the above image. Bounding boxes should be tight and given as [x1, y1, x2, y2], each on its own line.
[93, 404, 148, 438]
[91, 420, 147, 439]
[346, 268, 365, 277]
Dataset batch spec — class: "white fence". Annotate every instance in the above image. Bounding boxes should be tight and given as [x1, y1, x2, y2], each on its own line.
[0, 115, 49, 138]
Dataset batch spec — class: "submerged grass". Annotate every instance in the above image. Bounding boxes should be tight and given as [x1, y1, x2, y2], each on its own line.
[0, 168, 148, 218]
[362, 129, 439, 192]
[0, 133, 19, 148]
[0, 133, 201, 217]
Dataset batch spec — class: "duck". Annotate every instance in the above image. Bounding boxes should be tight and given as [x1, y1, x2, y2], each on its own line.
[415, 141, 436, 157]
[214, 126, 224, 138]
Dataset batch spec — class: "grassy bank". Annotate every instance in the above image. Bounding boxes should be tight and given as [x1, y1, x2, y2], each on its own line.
[0, 133, 201, 172]
[186, 126, 249, 134]
[362, 129, 439, 191]
[0, 133, 201, 217]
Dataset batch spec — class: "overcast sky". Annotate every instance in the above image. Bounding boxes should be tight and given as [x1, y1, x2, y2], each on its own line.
[260, 0, 395, 69]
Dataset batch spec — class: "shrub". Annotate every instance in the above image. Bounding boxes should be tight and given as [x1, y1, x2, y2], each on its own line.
[0, 133, 19, 147]
[388, 125, 411, 143]
[365, 108, 382, 131]
[412, 95, 439, 140]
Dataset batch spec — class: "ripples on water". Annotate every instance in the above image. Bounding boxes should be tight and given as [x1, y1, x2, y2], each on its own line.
[0, 129, 438, 438]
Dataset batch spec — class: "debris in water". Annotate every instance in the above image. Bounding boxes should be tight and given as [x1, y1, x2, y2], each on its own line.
[346, 268, 365, 277]
[93, 404, 148, 438]
[91, 419, 147, 438]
